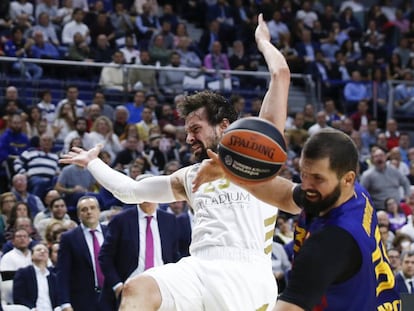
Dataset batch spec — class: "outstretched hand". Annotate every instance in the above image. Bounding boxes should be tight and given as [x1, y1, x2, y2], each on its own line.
[59, 144, 103, 168]
[192, 149, 225, 192]
[255, 13, 270, 47]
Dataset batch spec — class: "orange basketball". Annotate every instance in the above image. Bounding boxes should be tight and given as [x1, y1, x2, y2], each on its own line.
[218, 117, 287, 183]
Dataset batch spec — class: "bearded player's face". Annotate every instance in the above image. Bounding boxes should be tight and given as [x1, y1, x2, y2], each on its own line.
[299, 157, 342, 215]
[185, 107, 223, 162]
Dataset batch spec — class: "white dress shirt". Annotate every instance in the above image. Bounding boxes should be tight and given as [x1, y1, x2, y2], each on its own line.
[34, 265, 53, 311]
[0, 248, 32, 271]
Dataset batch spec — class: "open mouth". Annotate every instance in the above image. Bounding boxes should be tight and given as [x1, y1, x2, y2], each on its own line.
[305, 191, 319, 201]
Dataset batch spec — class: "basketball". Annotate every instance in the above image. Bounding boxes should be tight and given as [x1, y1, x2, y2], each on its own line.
[218, 117, 287, 183]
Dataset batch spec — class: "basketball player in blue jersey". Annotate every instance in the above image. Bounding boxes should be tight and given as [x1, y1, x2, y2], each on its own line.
[193, 72, 401, 311]
[59, 14, 299, 311]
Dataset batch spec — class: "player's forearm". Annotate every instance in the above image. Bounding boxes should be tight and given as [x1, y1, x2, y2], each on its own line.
[258, 39, 290, 133]
[87, 159, 176, 203]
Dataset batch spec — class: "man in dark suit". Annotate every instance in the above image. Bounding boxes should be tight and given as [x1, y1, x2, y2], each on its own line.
[99, 179, 181, 311]
[57, 196, 107, 311]
[13, 243, 59, 310]
[395, 250, 414, 294]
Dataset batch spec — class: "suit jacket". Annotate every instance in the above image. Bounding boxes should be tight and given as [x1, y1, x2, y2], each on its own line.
[57, 225, 108, 311]
[177, 211, 192, 258]
[98, 208, 179, 311]
[13, 265, 59, 309]
[396, 272, 410, 294]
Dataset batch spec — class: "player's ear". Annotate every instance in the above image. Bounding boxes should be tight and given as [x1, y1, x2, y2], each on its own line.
[342, 171, 355, 186]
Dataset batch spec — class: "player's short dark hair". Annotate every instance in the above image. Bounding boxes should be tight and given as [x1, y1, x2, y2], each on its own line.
[302, 129, 358, 178]
[177, 90, 238, 126]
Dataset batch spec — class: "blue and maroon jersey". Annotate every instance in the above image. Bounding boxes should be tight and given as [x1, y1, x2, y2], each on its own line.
[293, 182, 401, 311]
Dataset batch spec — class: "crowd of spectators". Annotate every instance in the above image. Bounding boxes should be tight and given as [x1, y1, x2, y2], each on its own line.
[0, 0, 414, 309]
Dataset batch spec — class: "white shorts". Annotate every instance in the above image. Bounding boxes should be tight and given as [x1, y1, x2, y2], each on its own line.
[143, 246, 278, 311]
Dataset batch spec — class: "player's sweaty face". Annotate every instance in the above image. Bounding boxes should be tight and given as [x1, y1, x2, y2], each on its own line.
[185, 108, 221, 162]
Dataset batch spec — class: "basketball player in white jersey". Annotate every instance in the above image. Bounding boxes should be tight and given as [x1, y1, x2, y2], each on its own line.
[60, 14, 299, 311]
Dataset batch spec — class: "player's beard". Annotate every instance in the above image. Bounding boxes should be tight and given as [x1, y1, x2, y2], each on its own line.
[193, 132, 221, 162]
[301, 182, 341, 216]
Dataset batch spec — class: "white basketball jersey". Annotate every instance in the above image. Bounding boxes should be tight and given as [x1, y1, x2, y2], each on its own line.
[183, 164, 278, 257]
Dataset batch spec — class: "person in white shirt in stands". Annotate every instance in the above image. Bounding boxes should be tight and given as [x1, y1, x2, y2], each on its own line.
[13, 242, 60, 311]
[61, 8, 89, 46]
[99, 50, 126, 92]
[0, 229, 32, 272]
[120, 35, 140, 64]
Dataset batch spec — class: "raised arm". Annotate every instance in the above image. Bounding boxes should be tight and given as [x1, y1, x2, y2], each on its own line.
[256, 13, 290, 134]
[59, 145, 189, 203]
[192, 15, 299, 213]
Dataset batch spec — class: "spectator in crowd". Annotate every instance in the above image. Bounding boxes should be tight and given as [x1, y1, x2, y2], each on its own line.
[54, 159, 98, 210]
[148, 34, 171, 66]
[13, 242, 59, 310]
[113, 105, 129, 137]
[4, 26, 43, 79]
[63, 117, 93, 154]
[112, 136, 141, 170]
[56, 85, 87, 119]
[308, 110, 332, 136]
[99, 50, 126, 92]
[89, 116, 123, 161]
[158, 51, 185, 97]
[360, 147, 411, 211]
[150, 20, 174, 50]
[89, 11, 115, 48]
[57, 196, 107, 311]
[206, 0, 234, 45]
[33, 189, 60, 227]
[35, 0, 60, 26]
[267, 10, 289, 46]
[61, 8, 89, 46]
[175, 36, 202, 69]
[0, 192, 16, 244]
[57, 0, 74, 27]
[3, 215, 40, 255]
[125, 91, 145, 124]
[66, 31, 93, 63]
[395, 250, 414, 294]
[10, 0, 34, 26]
[54, 103, 75, 142]
[120, 34, 140, 64]
[13, 133, 59, 199]
[385, 197, 408, 233]
[198, 20, 227, 57]
[388, 249, 402, 274]
[134, 2, 160, 49]
[385, 118, 401, 151]
[35, 196, 72, 239]
[110, 2, 135, 43]
[0, 113, 30, 192]
[0, 229, 32, 272]
[92, 34, 114, 63]
[203, 40, 232, 85]
[99, 177, 180, 311]
[128, 50, 160, 96]
[394, 70, 414, 114]
[388, 146, 410, 176]
[136, 107, 157, 144]
[36, 89, 56, 126]
[31, 31, 60, 63]
[11, 173, 45, 217]
[343, 70, 370, 114]
[31, 11, 60, 46]
[92, 91, 115, 121]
